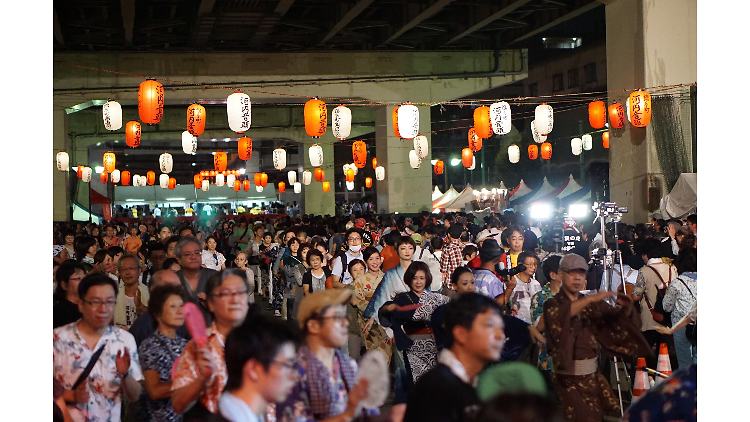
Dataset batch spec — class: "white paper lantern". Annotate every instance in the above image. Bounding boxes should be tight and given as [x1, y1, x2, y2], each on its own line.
[531, 120, 547, 143]
[182, 131, 197, 154]
[159, 153, 173, 173]
[571, 138, 583, 156]
[468, 156, 476, 170]
[201, 180, 209, 191]
[397, 104, 419, 139]
[159, 173, 169, 188]
[346, 181, 355, 191]
[343, 163, 359, 176]
[375, 166, 385, 181]
[332, 105, 352, 140]
[582, 134, 593, 151]
[535, 104, 554, 135]
[81, 167, 92, 182]
[56, 152, 69, 171]
[132, 174, 141, 186]
[287, 170, 297, 185]
[273, 148, 287, 170]
[216, 173, 225, 187]
[508, 145, 520, 164]
[293, 182, 302, 194]
[409, 150, 421, 169]
[413, 135, 428, 159]
[256, 185, 263, 192]
[490, 101, 512, 135]
[102, 100, 122, 131]
[302, 170, 312, 185]
[111, 169, 121, 183]
[227, 174, 236, 187]
[227, 91, 251, 133]
[140, 175, 147, 186]
[309, 144, 323, 167]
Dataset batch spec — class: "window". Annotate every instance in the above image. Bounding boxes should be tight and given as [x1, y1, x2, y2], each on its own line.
[529, 83, 538, 97]
[584, 62, 597, 83]
[552, 73, 564, 92]
[568, 68, 579, 88]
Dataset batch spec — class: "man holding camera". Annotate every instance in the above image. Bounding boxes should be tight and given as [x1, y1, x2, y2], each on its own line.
[473, 239, 516, 306]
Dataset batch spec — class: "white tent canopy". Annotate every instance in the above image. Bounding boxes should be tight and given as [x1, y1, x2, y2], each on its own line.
[433, 185, 460, 209]
[659, 173, 697, 218]
[509, 179, 532, 202]
[444, 185, 476, 212]
[522, 176, 556, 204]
[432, 186, 443, 201]
[554, 174, 583, 200]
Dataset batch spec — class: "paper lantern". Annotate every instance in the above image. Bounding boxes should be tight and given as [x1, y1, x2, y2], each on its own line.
[322, 181, 331, 192]
[254, 172, 261, 186]
[314, 168, 324, 182]
[138, 80, 164, 125]
[159, 152, 173, 174]
[234, 180, 241, 191]
[287, 171, 297, 185]
[473, 106, 493, 139]
[260, 173, 268, 187]
[346, 168, 355, 183]
[168, 177, 176, 189]
[468, 156, 476, 171]
[528, 145, 538, 160]
[227, 174, 236, 187]
[111, 169, 120, 184]
[238, 137, 252, 160]
[187, 103, 206, 136]
[462, 148, 473, 167]
[121, 171, 131, 186]
[588, 101, 606, 129]
[398, 104, 419, 139]
[541, 142, 552, 160]
[409, 150, 421, 169]
[582, 134, 593, 151]
[608, 102, 626, 129]
[346, 181, 354, 191]
[243, 180, 251, 191]
[535, 103, 554, 135]
[100, 172, 108, 184]
[571, 138, 583, 156]
[125, 121, 141, 148]
[349, 163, 358, 176]
[254, 185, 262, 193]
[214, 152, 227, 172]
[194, 174, 202, 189]
[201, 180, 209, 191]
[132, 174, 141, 187]
[468, 128, 482, 152]
[627, 90, 652, 127]
[182, 131, 197, 154]
[160, 173, 169, 188]
[352, 141, 367, 168]
[278, 181, 286, 193]
[102, 100, 122, 131]
[413, 135, 428, 159]
[392, 106, 401, 138]
[433, 160, 444, 175]
[365, 177, 372, 188]
[76, 165, 83, 179]
[286, 181, 298, 194]
[375, 166, 385, 181]
[602, 132, 610, 149]
[141, 175, 148, 186]
[56, 152, 69, 171]
[490, 101, 512, 135]
[372, 158, 377, 170]
[216, 173, 225, 187]
[227, 91, 251, 133]
[508, 145, 520, 164]
[304, 97, 327, 138]
[332, 105, 352, 140]
[302, 170, 312, 185]
[146, 171, 155, 186]
[531, 120, 547, 144]
[273, 148, 286, 170]
[102, 152, 116, 174]
[307, 144, 324, 168]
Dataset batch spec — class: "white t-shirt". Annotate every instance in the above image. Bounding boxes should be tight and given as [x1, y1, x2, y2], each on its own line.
[331, 250, 364, 285]
[510, 277, 542, 324]
[124, 296, 137, 329]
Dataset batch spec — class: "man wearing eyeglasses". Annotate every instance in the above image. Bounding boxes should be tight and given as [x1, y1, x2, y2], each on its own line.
[330, 228, 365, 288]
[54, 273, 143, 422]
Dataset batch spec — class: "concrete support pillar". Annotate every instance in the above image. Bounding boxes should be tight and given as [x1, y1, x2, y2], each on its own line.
[53, 108, 71, 221]
[374, 105, 432, 214]
[302, 137, 336, 216]
[606, 0, 696, 224]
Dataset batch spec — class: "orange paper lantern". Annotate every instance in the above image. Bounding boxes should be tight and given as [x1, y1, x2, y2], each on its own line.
[588, 101, 606, 129]
[434, 160, 444, 175]
[121, 171, 131, 186]
[243, 180, 250, 191]
[541, 142, 552, 160]
[278, 182, 286, 193]
[234, 180, 241, 191]
[146, 171, 155, 185]
[254, 173, 261, 186]
[187, 103, 206, 136]
[77, 165, 83, 179]
[365, 177, 372, 188]
[322, 181, 331, 192]
[372, 158, 377, 170]
[392, 106, 401, 138]
[462, 148, 473, 168]
[103, 152, 116, 173]
[628, 91, 652, 127]
[100, 172, 108, 184]
[608, 103, 626, 129]
[346, 168, 355, 183]
[352, 141, 367, 168]
[468, 128, 482, 152]
[528, 145, 539, 160]
[473, 106, 493, 139]
[214, 152, 227, 172]
[138, 79, 164, 124]
[314, 168, 324, 182]
[260, 173, 268, 187]
[125, 121, 141, 148]
[194, 174, 202, 189]
[168, 177, 176, 189]
[602, 131, 610, 149]
[304, 97, 327, 138]
[238, 137, 252, 160]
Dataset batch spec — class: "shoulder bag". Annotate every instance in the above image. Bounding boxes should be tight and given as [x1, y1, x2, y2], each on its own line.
[642, 265, 672, 326]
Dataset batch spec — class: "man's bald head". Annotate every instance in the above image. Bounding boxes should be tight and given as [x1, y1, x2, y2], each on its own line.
[150, 269, 181, 291]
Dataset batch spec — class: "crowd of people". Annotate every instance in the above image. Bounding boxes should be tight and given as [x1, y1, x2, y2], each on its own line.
[52, 209, 697, 422]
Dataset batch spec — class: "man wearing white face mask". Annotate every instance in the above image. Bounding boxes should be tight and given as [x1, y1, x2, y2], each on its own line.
[331, 228, 365, 288]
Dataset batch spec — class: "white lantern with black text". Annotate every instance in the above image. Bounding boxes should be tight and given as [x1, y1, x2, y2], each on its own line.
[202, 180, 209, 191]
[309, 144, 323, 167]
[273, 148, 287, 170]
[332, 105, 352, 140]
[102, 100, 123, 131]
[159, 153, 173, 173]
[508, 145, 520, 164]
[397, 104, 419, 139]
[409, 150, 421, 169]
[216, 173, 225, 187]
[82, 167, 92, 182]
[571, 138, 583, 156]
[111, 169, 121, 184]
[227, 174, 236, 187]
[227, 91, 251, 133]
[413, 135, 428, 159]
[294, 182, 302, 194]
[287, 171, 297, 185]
[535, 104, 554, 135]
[582, 134, 593, 151]
[375, 166, 385, 181]
[182, 131, 197, 154]
[302, 170, 312, 185]
[490, 101, 512, 135]
[160, 174, 169, 188]
[346, 181, 355, 191]
[56, 152, 69, 171]
[531, 120, 547, 143]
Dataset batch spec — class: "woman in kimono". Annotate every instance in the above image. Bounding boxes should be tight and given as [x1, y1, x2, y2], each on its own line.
[379, 261, 450, 395]
[353, 247, 393, 364]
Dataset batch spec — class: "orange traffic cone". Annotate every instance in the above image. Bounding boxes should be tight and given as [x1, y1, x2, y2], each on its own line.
[656, 343, 672, 381]
[632, 357, 650, 399]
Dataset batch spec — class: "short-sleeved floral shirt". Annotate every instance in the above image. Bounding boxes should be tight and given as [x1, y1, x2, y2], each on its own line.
[138, 331, 188, 422]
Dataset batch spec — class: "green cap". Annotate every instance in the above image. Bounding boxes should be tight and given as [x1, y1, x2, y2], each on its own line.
[476, 362, 548, 401]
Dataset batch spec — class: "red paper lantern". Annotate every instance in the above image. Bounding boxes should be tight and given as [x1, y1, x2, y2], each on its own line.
[468, 128, 482, 152]
[603, 131, 610, 149]
[238, 137, 252, 160]
[103, 152, 116, 173]
[138, 79, 164, 125]
[304, 97, 327, 138]
[243, 180, 250, 191]
[254, 173, 261, 186]
[214, 152, 227, 172]
[588, 101, 606, 129]
[314, 168, 324, 182]
[322, 181, 331, 192]
[628, 91, 652, 127]
[146, 171, 155, 185]
[462, 148, 473, 168]
[365, 177, 372, 188]
[187, 103, 206, 136]
[168, 177, 176, 189]
[434, 160, 444, 175]
[234, 180, 241, 191]
[278, 182, 286, 193]
[121, 171, 131, 186]
[260, 173, 268, 187]
[541, 142, 552, 160]
[473, 106, 493, 139]
[100, 172, 108, 184]
[372, 158, 378, 170]
[608, 102, 626, 129]
[125, 121, 141, 148]
[346, 168, 355, 183]
[352, 141, 367, 168]
[77, 166, 83, 179]
[392, 106, 400, 138]
[528, 145, 538, 160]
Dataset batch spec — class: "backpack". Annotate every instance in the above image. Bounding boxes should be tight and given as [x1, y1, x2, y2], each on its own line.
[642, 265, 673, 326]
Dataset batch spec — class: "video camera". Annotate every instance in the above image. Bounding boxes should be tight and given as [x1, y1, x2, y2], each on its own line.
[496, 263, 527, 277]
[593, 202, 628, 216]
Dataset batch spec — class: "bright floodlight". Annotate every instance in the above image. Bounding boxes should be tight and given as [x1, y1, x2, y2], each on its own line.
[94, 166, 104, 174]
[530, 203, 552, 220]
[430, 159, 438, 165]
[450, 158, 461, 166]
[568, 203, 589, 218]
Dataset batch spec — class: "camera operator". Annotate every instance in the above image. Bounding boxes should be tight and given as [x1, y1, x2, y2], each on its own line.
[473, 239, 515, 306]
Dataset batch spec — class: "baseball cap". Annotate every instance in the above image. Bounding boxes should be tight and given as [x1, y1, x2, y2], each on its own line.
[411, 233, 423, 244]
[476, 362, 548, 401]
[355, 218, 367, 229]
[559, 254, 588, 272]
[449, 225, 464, 239]
[296, 289, 353, 329]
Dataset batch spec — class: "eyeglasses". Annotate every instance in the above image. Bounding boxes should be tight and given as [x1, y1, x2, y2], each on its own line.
[271, 359, 299, 371]
[83, 299, 116, 308]
[347, 237, 362, 242]
[212, 289, 249, 300]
